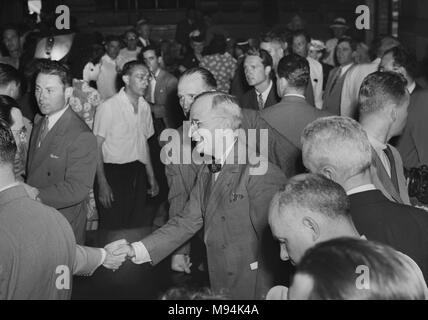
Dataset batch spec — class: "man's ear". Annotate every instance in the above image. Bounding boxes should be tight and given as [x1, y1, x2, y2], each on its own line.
[265, 65, 272, 77]
[64, 86, 73, 100]
[122, 74, 130, 86]
[158, 56, 164, 67]
[302, 216, 320, 242]
[320, 165, 335, 181]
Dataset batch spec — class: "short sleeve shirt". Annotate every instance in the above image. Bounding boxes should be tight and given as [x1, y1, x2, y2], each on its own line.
[94, 88, 154, 165]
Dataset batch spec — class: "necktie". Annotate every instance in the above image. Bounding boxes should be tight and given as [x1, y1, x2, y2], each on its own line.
[257, 92, 264, 110]
[150, 73, 156, 104]
[329, 67, 342, 94]
[207, 157, 222, 173]
[37, 117, 49, 148]
[383, 146, 399, 192]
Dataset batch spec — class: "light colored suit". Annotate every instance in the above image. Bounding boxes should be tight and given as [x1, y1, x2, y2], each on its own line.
[340, 59, 380, 118]
[307, 56, 324, 109]
[145, 140, 286, 299]
[0, 185, 102, 300]
[27, 108, 97, 245]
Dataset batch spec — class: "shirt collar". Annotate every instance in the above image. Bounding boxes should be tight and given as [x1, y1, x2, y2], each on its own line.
[102, 54, 117, 63]
[152, 69, 160, 79]
[283, 93, 305, 99]
[340, 63, 353, 75]
[408, 81, 416, 94]
[47, 106, 69, 130]
[347, 184, 377, 196]
[0, 182, 20, 193]
[218, 138, 238, 166]
[256, 80, 273, 102]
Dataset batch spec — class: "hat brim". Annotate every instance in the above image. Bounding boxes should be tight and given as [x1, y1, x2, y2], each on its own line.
[330, 24, 349, 29]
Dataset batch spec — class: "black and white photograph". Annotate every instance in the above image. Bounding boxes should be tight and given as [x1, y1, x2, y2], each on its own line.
[1, 0, 428, 306]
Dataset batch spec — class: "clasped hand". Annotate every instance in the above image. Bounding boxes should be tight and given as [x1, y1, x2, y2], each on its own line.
[103, 239, 135, 271]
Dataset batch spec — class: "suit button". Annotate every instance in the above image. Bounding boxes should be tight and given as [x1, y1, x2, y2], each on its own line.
[47, 172, 51, 176]
[221, 216, 226, 221]
[222, 245, 226, 250]
[228, 272, 233, 276]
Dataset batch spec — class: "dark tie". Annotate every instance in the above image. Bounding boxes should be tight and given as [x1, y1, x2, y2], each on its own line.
[207, 157, 222, 173]
[257, 92, 264, 110]
[329, 67, 342, 94]
[208, 162, 222, 174]
[383, 146, 399, 192]
[37, 117, 49, 148]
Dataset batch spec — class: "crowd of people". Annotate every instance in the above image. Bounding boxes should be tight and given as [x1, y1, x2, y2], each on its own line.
[1, 8, 428, 300]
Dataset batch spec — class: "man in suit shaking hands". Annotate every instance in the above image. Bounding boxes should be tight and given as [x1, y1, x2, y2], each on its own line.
[26, 60, 97, 245]
[116, 91, 286, 299]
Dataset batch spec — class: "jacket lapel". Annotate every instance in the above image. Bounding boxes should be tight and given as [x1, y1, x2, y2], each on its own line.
[371, 147, 403, 203]
[29, 108, 71, 173]
[203, 142, 243, 232]
[27, 114, 43, 173]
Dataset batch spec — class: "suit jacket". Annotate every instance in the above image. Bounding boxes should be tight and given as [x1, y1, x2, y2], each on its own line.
[0, 185, 104, 300]
[370, 145, 410, 205]
[341, 59, 379, 118]
[27, 108, 97, 245]
[261, 95, 332, 149]
[349, 189, 428, 280]
[146, 69, 183, 131]
[163, 108, 271, 255]
[145, 140, 286, 299]
[322, 64, 354, 115]
[0, 185, 75, 300]
[240, 82, 280, 111]
[396, 87, 428, 168]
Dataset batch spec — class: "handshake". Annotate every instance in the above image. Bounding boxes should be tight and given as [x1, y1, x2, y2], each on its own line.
[101, 239, 137, 271]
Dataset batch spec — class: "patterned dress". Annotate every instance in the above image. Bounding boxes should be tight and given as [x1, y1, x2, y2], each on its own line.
[200, 52, 237, 93]
[69, 79, 102, 230]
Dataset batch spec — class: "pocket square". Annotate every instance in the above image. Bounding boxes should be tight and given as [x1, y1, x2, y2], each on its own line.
[50, 154, 60, 159]
[230, 192, 244, 202]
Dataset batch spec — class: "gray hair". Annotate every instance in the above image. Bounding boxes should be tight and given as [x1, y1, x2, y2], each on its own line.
[193, 91, 242, 130]
[275, 173, 350, 220]
[301, 116, 372, 178]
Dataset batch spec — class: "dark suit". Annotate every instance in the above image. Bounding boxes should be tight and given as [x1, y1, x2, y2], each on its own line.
[231, 56, 251, 101]
[396, 86, 428, 168]
[27, 108, 98, 244]
[146, 140, 286, 299]
[349, 189, 428, 280]
[261, 95, 332, 149]
[240, 81, 280, 111]
[146, 69, 183, 131]
[322, 64, 354, 115]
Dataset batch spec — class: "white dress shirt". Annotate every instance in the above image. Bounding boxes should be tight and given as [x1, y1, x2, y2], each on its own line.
[346, 184, 377, 196]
